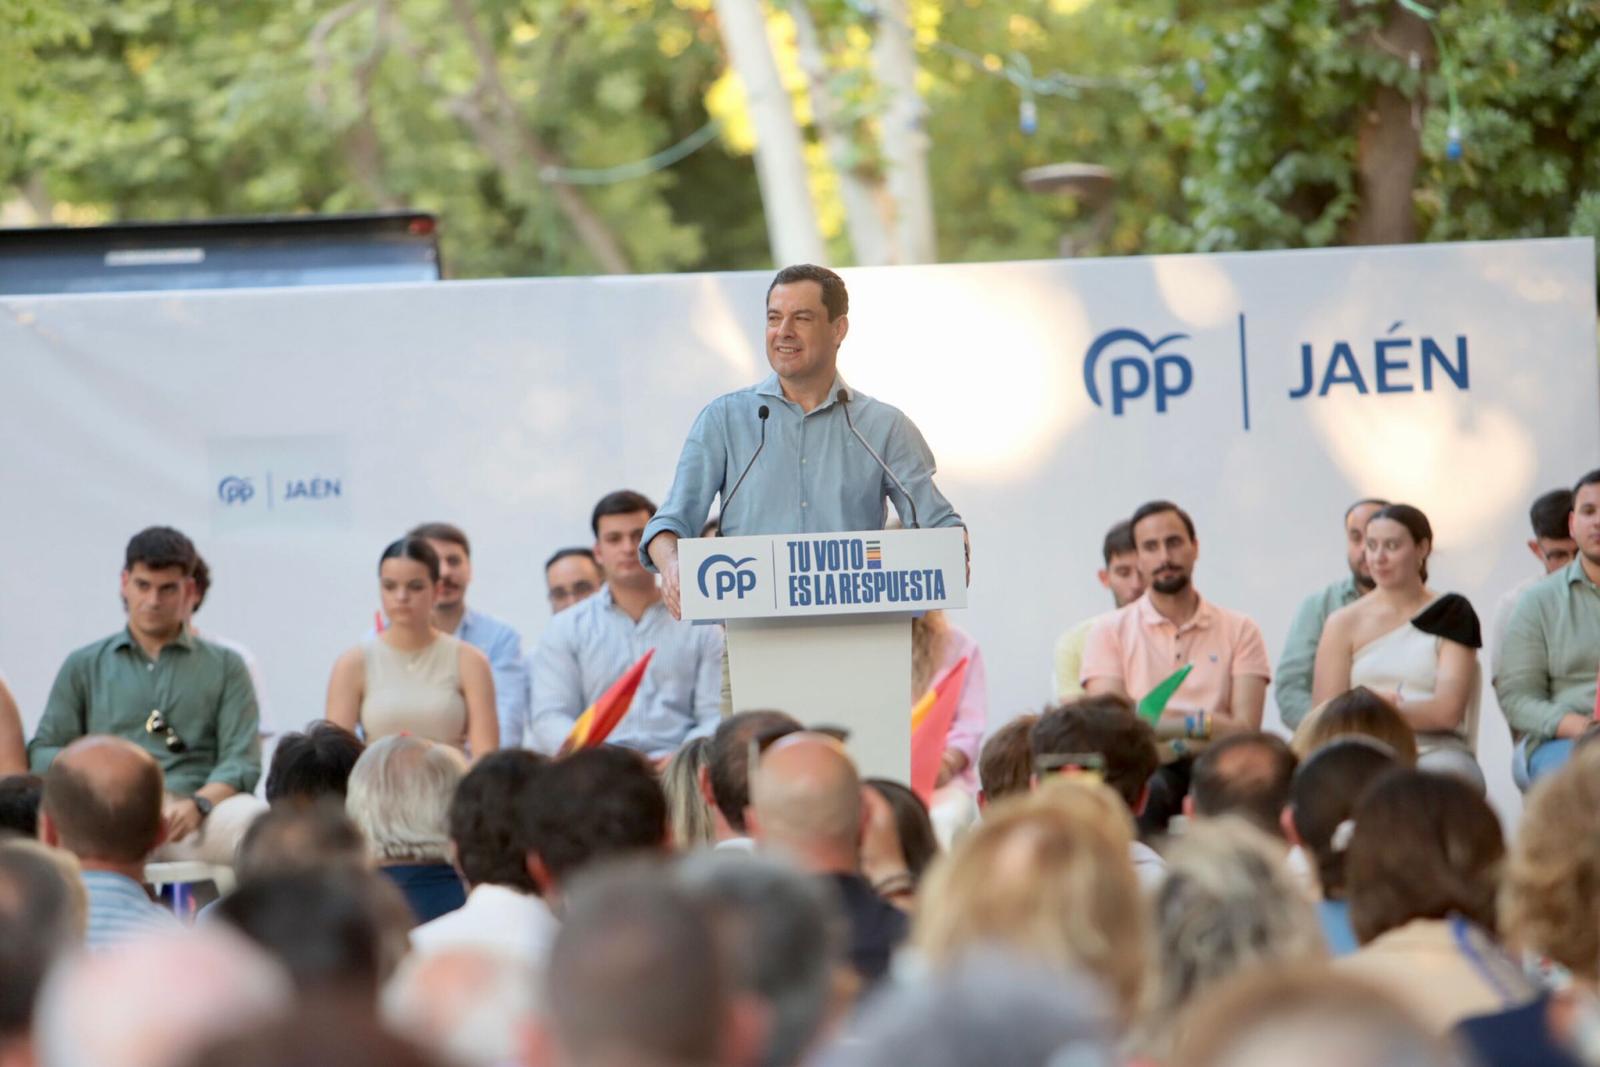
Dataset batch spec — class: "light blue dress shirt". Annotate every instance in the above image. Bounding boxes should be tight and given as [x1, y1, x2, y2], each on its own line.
[456, 608, 531, 749]
[83, 870, 180, 949]
[641, 372, 963, 564]
[529, 586, 724, 757]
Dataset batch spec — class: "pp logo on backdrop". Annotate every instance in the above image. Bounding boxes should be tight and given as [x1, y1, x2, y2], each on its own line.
[217, 476, 255, 505]
[1083, 328, 1194, 415]
[697, 554, 758, 601]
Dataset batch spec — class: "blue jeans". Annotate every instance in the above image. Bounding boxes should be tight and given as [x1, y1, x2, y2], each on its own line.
[1514, 737, 1575, 790]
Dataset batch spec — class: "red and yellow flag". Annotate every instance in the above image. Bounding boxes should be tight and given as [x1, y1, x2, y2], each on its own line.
[910, 655, 970, 803]
[561, 649, 656, 754]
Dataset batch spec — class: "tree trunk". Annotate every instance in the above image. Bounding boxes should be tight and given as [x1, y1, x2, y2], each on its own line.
[869, 0, 936, 263]
[789, 0, 893, 265]
[713, 0, 826, 266]
[1346, 7, 1434, 245]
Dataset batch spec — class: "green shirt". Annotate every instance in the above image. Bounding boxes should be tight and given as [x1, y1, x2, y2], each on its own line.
[1274, 575, 1363, 729]
[1493, 558, 1600, 744]
[28, 627, 261, 795]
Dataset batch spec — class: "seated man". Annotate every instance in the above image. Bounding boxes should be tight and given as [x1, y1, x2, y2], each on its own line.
[544, 547, 603, 615]
[30, 527, 263, 866]
[530, 492, 723, 759]
[1495, 469, 1600, 785]
[263, 721, 365, 806]
[1053, 521, 1145, 699]
[1029, 695, 1164, 888]
[1490, 488, 1576, 681]
[38, 736, 178, 948]
[1081, 500, 1271, 834]
[977, 713, 1038, 810]
[703, 709, 802, 850]
[1184, 731, 1299, 842]
[1276, 499, 1385, 730]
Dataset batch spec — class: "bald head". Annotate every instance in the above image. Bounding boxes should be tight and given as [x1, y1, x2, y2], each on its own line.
[750, 735, 863, 870]
[42, 737, 165, 864]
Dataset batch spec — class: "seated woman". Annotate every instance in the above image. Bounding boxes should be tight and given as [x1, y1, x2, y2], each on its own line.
[861, 778, 940, 913]
[326, 538, 498, 758]
[1311, 504, 1483, 787]
[1291, 685, 1418, 766]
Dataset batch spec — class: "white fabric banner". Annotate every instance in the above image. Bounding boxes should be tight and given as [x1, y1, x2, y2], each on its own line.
[2, 237, 1594, 818]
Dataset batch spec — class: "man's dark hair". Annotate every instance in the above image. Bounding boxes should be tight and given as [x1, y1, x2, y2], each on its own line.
[1102, 521, 1136, 565]
[0, 775, 45, 837]
[1346, 768, 1504, 944]
[520, 747, 668, 888]
[0, 845, 79, 1039]
[865, 779, 939, 885]
[1343, 497, 1390, 521]
[234, 800, 369, 883]
[709, 710, 802, 831]
[1287, 739, 1395, 900]
[406, 522, 471, 557]
[1190, 733, 1299, 838]
[1130, 500, 1196, 543]
[1573, 468, 1600, 496]
[213, 868, 411, 1000]
[1530, 489, 1575, 541]
[978, 714, 1038, 805]
[179, 1007, 445, 1067]
[450, 750, 547, 893]
[378, 537, 440, 582]
[1031, 695, 1159, 812]
[265, 722, 366, 804]
[590, 491, 658, 538]
[42, 746, 164, 863]
[124, 526, 197, 575]
[545, 546, 599, 572]
[191, 556, 212, 613]
[768, 264, 848, 321]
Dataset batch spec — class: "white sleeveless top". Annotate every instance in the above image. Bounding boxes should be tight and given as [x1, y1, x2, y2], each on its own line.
[360, 634, 467, 748]
[1350, 594, 1482, 755]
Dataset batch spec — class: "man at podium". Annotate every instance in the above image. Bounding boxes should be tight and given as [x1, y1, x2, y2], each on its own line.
[642, 264, 966, 619]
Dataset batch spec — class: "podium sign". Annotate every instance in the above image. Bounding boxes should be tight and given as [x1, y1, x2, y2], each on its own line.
[679, 528, 966, 780]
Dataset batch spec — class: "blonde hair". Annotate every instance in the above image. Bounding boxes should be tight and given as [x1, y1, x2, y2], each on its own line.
[911, 610, 950, 699]
[912, 779, 1146, 1022]
[661, 738, 716, 850]
[1292, 687, 1418, 766]
[1501, 743, 1600, 983]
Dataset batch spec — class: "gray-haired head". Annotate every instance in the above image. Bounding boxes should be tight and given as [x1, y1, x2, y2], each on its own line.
[346, 735, 467, 864]
[819, 951, 1115, 1067]
[676, 851, 846, 1067]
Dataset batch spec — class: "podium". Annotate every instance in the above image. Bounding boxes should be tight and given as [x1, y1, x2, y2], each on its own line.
[679, 527, 967, 781]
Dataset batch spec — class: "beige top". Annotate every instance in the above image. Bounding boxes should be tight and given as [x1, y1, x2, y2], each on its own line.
[1335, 918, 1532, 1034]
[360, 634, 467, 748]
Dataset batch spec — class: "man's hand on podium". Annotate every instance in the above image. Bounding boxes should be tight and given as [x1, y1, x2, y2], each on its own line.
[647, 532, 683, 620]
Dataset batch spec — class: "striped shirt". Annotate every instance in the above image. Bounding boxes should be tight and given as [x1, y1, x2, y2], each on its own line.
[83, 870, 180, 949]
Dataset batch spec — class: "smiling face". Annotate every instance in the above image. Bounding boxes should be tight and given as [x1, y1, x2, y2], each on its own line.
[120, 563, 191, 643]
[379, 556, 438, 625]
[1364, 517, 1428, 591]
[766, 281, 848, 389]
[1133, 510, 1197, 596]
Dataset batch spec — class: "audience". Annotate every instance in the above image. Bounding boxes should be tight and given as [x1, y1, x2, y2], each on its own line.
[1053, 519, 1146, 700]
[1313, 503, 1485, 786]
[531, 491, 724, 759]
[545, 546, 604, 614]
[1082, 500, 1272, 833]
[327, 537, 499, 756]
[749, 733, 907, 986]
[1290, 685, 1418, 765]
[663, 736, 717, 849]
[677, 852, 850, 1067]
[910, 609, 987, 792]
[1137, 818, 1326, 1059]
[411, 749, 556, 965]
[262, 721, 365, 805]
[1495, 468, 1600, 786]
[231, 800, 369, 882]
[1489, 488, 1576, 680]
[407, 522, 531, 750]
[1276, 498, 1387, 729]
[975, 712, 1036, 808]
[1338, 768, 1533, 1032]
[519, 744, 670, 907]
[0, 773, 43, 836]
[1030, 693, 1163, 887]
[0, 842, 83, 1067]
[860, 778, 938, 912]
[0, 674, 26, 775]
[345, 735, 468, 925]
[181, 1007, 446, 1067]
[384, 949, 539, 1067]
[31, 526, 265, 866]
[705, 710, 802, 850]
[1185, 731, 1298, 840]
[1282, 738, 1398, 956]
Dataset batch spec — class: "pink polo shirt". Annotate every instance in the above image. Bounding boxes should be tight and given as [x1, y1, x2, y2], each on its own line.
[1079, 591, 1271, 717]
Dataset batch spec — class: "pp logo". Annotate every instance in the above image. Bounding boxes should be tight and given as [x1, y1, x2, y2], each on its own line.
[1083, 328, 1194, 415]
[217, 476, 255, 505]
[697, 554, 757, 601]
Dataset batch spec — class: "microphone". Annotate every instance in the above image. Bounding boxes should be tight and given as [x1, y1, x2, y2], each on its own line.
[837, 388, 919, 529]
[717, 405, 769, 535]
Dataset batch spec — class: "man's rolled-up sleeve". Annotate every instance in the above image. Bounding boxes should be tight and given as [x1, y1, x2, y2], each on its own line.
[642, 403, 728, 568]
[884, 413, 961, 530]
[1495, 597, 1569, 741]
[29, 654, 90, 773]
[208, 650, 262, 794]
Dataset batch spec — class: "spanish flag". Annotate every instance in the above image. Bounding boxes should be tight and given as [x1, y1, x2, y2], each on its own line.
[560, 649, 656, 755]
[910, 656, 971, 803]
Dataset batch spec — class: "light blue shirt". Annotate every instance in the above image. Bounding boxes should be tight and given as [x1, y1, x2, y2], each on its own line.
[83, 870, 180, 950]
[530, 586, 723, 758]
[456, 608, 531, 749]
[641, 372, 962, 564]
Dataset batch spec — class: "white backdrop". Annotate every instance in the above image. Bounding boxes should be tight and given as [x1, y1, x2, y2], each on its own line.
[2, 237, 1595, 820]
